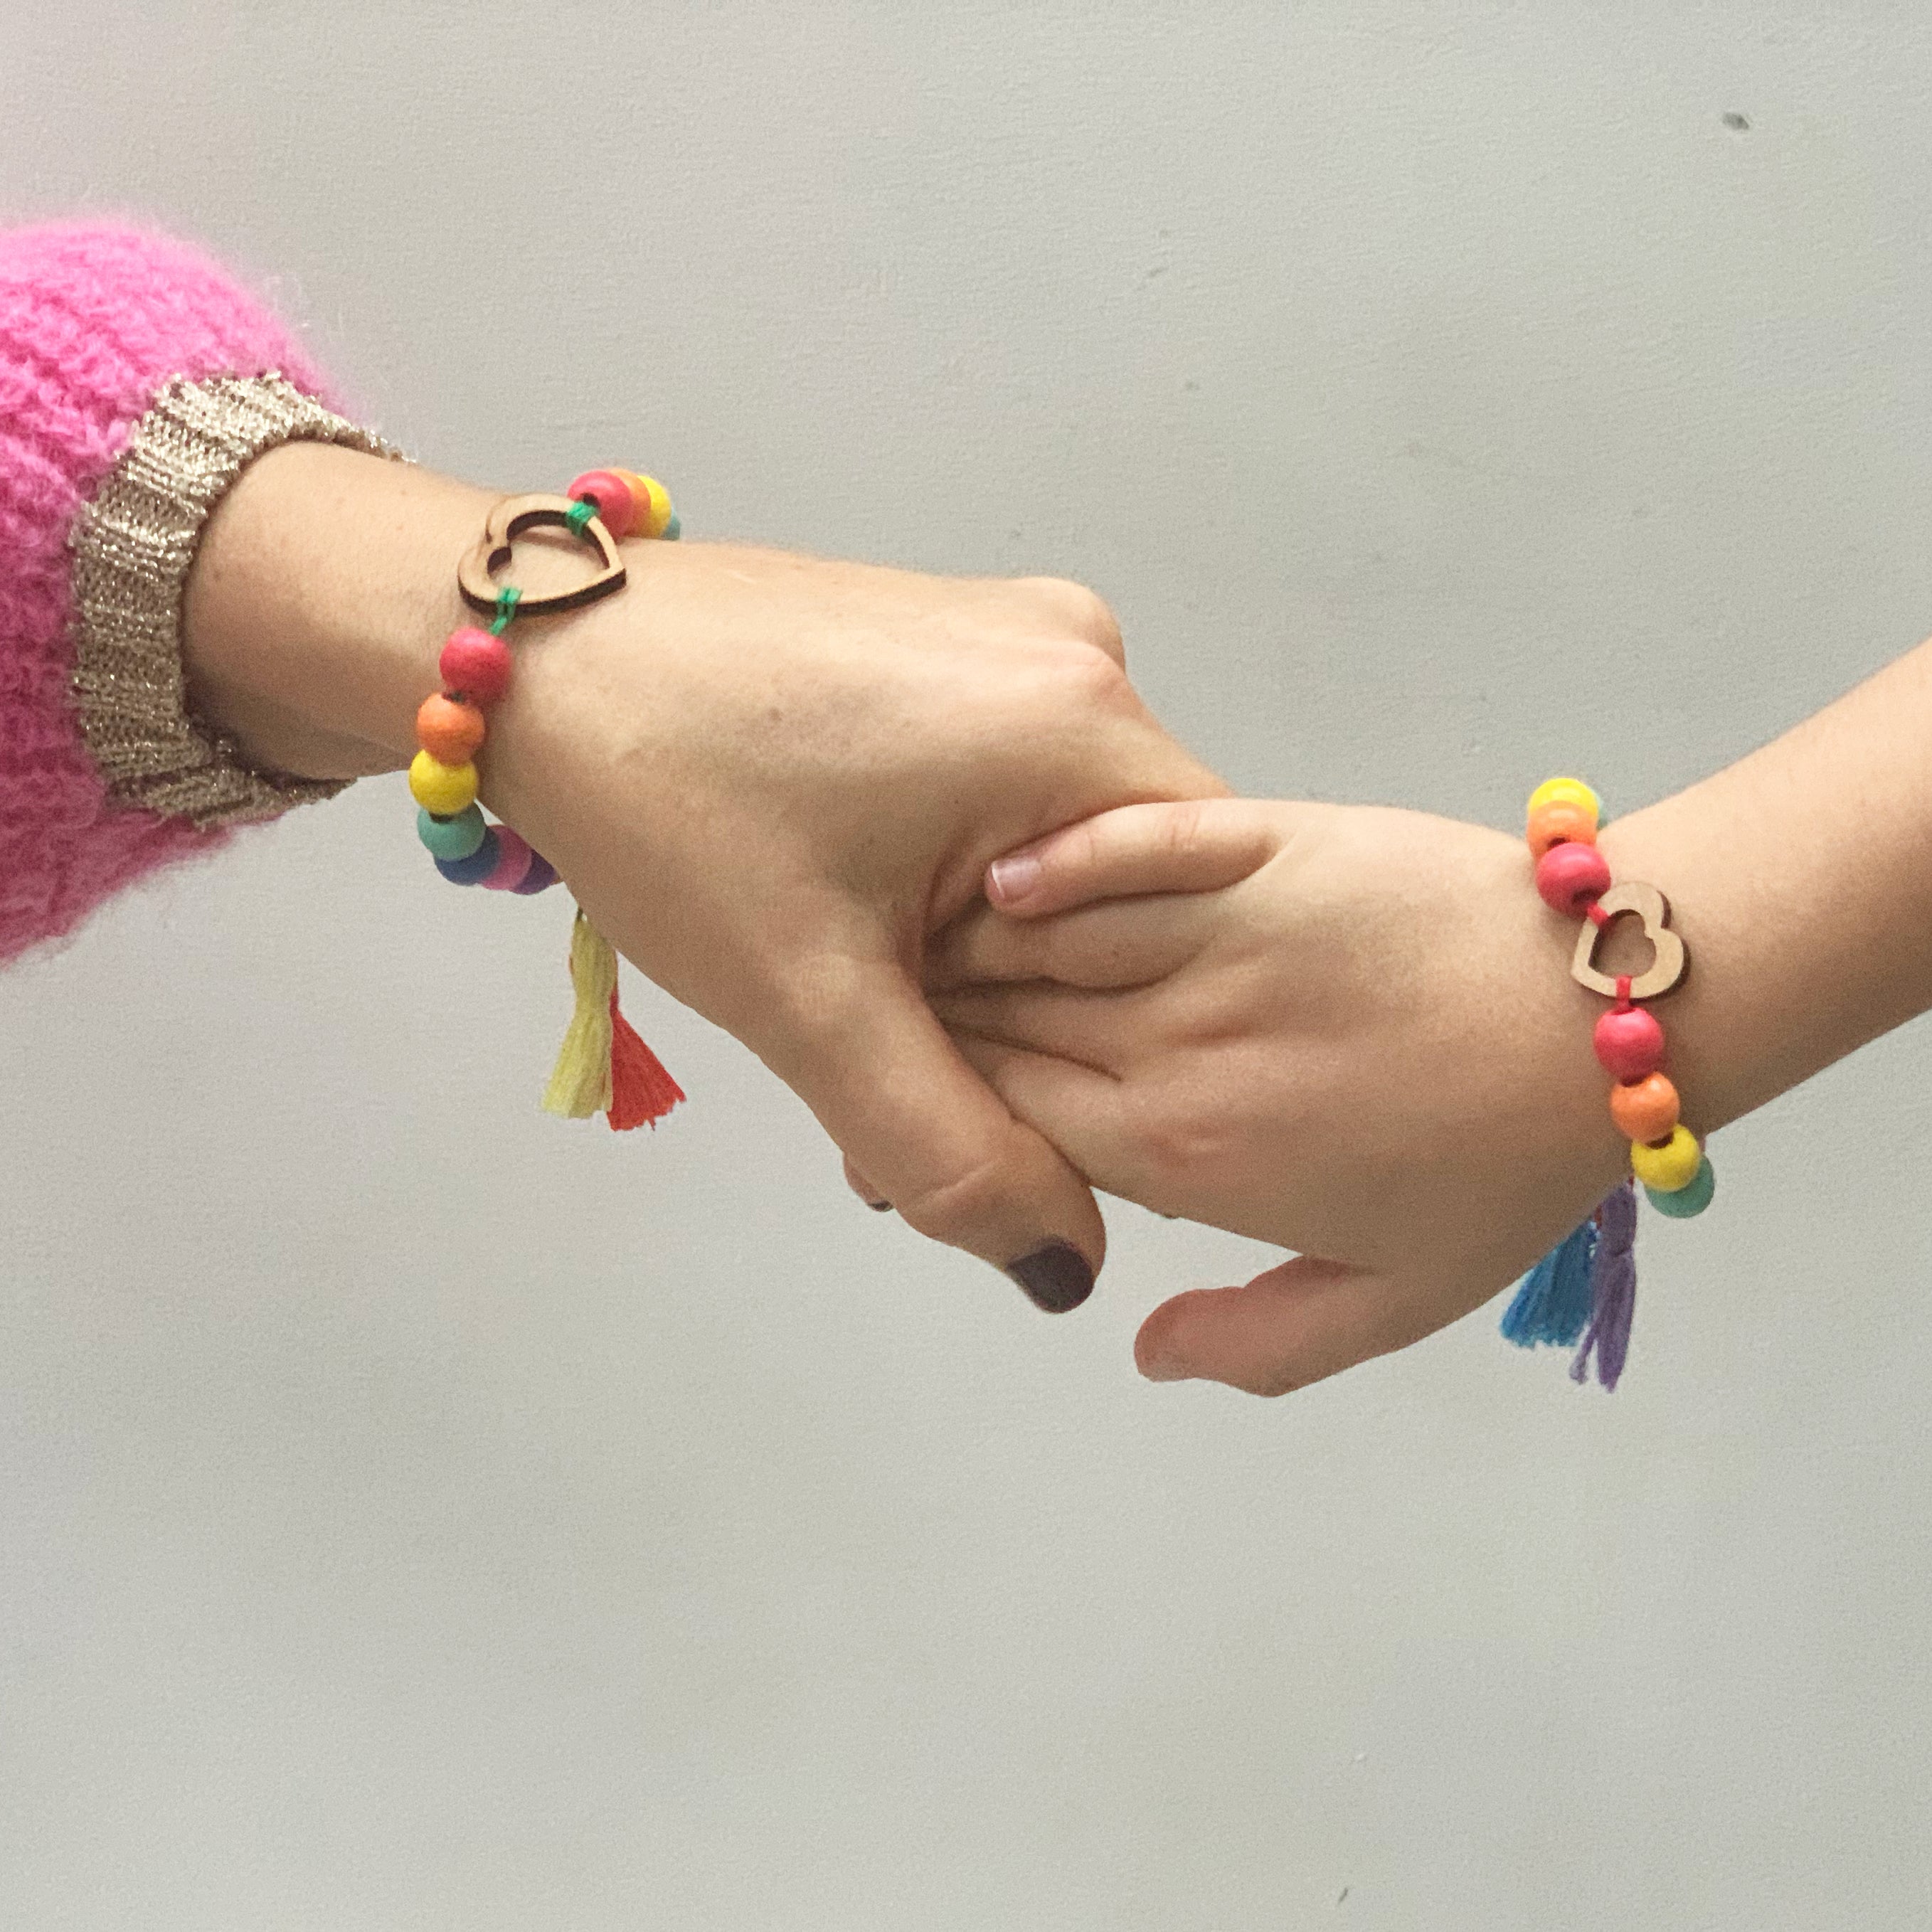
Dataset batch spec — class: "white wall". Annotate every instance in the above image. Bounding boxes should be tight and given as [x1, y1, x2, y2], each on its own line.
[5, 6, 1931, 1926]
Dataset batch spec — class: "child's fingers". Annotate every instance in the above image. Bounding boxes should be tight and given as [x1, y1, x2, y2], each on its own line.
[984, 799, 1282, 918]
[928, 891, 1216, 991]
[949, 1032, 1145, 1189]
[1134, 1257, 1480, 1396]
[935, 982, 1146, 1072]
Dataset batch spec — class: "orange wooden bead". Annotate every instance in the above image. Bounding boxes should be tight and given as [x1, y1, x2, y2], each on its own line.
[1527, 799, 1597, 859]
[1608, 1071, 1679, 1143]
[416, 693, 486, 764]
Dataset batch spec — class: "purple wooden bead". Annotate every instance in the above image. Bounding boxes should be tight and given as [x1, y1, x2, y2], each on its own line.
[512, 851, 559, 894]
[479, 827, 535, 891]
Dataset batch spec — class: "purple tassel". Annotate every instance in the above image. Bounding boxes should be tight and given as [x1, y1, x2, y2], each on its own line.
[1571, 1179, 1638, 1391]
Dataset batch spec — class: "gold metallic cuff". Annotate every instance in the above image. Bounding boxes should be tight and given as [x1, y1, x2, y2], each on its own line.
[68, 371, 405, 829]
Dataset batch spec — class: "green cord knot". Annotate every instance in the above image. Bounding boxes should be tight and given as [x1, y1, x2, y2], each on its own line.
[565, 497, 598, 536]
[489, 585, 522, 636]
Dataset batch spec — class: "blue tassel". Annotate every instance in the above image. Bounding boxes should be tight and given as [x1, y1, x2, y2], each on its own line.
[1501, 1214, 1599, 1348]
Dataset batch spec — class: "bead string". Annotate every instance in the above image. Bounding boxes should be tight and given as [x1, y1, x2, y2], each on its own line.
[408, 467, 685, 1130]
[1502, 777, 1713, 1390]
[1526, 775, 1714, 1217]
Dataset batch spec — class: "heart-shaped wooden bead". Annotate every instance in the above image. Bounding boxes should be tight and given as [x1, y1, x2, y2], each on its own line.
[457, 494, 627, 617]
[1571, 880, 1687, 1000]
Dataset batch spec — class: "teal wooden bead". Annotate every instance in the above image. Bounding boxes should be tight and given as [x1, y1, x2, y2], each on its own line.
[663, 509, 681, 541]
[1645, 1155, 1714, 1219]
[418, 803, 487, 860]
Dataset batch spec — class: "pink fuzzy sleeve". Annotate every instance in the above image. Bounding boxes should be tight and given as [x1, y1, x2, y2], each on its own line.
[0, 224, 347, 962]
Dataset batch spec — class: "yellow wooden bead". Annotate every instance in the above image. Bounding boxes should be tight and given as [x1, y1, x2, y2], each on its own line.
[1630, 1122, 1702, 1192]
[409, 750, 478, 816]
[1527, 776, 1601, 825]
[617, 469, 674, 538]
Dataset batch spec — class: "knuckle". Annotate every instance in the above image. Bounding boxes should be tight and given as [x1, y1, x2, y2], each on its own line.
[1019, 577, 1125, 659]
[890, 1149, 1009, 1248]
[1157, 797, 1209, 862]
[1041, 637, 1135, 716]
[1129, 1094, 1228, 1180]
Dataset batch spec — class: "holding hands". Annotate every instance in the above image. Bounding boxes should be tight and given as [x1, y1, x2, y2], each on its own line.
[193, 449, 1932, 1399]
[929, 800, 1633, 1394]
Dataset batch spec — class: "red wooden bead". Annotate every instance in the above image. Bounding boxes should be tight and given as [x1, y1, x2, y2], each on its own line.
[568, 469, 637, 539]
[438, 627, 513, 706]
[1594, 1005, 1666, 1081]
[1534, 840, 1612, 915]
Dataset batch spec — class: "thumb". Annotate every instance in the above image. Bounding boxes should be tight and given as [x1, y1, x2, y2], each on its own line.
[1135, 1256, 1470, 1394]
[765, 955, 1108, 1312]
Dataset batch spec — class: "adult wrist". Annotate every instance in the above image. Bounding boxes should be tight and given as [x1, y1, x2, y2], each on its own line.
[77, 375, 406, 822]
[183, 440, 492, 784]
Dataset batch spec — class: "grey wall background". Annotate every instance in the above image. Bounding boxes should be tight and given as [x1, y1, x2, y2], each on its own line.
[4, 5, 1931, 1926]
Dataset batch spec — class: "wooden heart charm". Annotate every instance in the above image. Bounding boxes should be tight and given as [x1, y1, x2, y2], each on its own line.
[1571, 880, 1687, 1000]
[457, 494, 627, 617]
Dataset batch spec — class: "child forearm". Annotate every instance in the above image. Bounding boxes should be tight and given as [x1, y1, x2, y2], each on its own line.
[1605, 633, 1932, 1135]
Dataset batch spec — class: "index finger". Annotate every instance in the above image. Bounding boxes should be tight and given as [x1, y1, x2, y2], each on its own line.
[985, 800, 1283, 918]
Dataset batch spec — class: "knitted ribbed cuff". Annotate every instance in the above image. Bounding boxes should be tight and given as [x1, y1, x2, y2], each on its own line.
[68, 371, 405, 829]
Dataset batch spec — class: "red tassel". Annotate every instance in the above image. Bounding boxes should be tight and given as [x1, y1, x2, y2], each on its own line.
[605, 989, 685, 1130]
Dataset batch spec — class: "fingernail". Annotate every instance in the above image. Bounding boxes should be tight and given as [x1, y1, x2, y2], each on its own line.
[1006, 1241, 1095, 1313]
[1140, 1354, 1190, 1383]
[988, 851, 1043, 906]
[866, 1199, 893, 1213]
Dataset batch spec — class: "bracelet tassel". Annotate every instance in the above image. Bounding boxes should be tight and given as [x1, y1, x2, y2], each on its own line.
[1499, 777, 1713, 1391]
[544, 908, 684, 1130]
[1570, 1179, 1638, 1391]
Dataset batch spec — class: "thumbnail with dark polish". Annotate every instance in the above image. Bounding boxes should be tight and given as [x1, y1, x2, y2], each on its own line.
[1006, 1241, 1095, 1313]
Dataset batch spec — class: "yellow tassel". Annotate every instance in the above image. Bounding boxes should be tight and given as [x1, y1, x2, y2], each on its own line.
[543, 908, 617, 1119]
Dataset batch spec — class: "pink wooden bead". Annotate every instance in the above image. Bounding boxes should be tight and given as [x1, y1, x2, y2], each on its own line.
[439, 627, 513, 706]
[568, 469, 637, 539]
[1534, 840, 1612, 915]
[480, 826, 535, 891]
[1593, 1005, 1665, 1081]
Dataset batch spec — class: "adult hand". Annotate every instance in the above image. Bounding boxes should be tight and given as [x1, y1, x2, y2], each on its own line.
[186, 443, 1226, 1309]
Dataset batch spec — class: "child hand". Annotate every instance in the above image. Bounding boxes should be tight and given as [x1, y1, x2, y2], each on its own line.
[928, 800, 1633, 1394]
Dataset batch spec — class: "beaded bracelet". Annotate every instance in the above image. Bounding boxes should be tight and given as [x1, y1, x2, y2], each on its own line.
[408, 467, 685, 1132]
[1501, 777, 1711, 1390]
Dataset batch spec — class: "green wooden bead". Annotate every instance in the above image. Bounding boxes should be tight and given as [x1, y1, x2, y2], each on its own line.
[418, 803, 487, 860]
[1645, 1155, 1715, 1219]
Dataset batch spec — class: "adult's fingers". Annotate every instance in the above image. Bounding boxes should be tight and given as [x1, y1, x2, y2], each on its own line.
[767, 955, 1109, 1311]
[928, 891, 1216, 992]
[842, 1155, 892, 1211]
[986, 799, 1281, 918]
[1133, 1256, 1473, 1396]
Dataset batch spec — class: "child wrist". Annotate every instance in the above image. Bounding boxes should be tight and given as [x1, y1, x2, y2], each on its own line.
[1504, 778, 1722, 1390]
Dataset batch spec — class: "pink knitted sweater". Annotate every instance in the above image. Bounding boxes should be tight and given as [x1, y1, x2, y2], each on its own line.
[0, 223, 345, 962]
